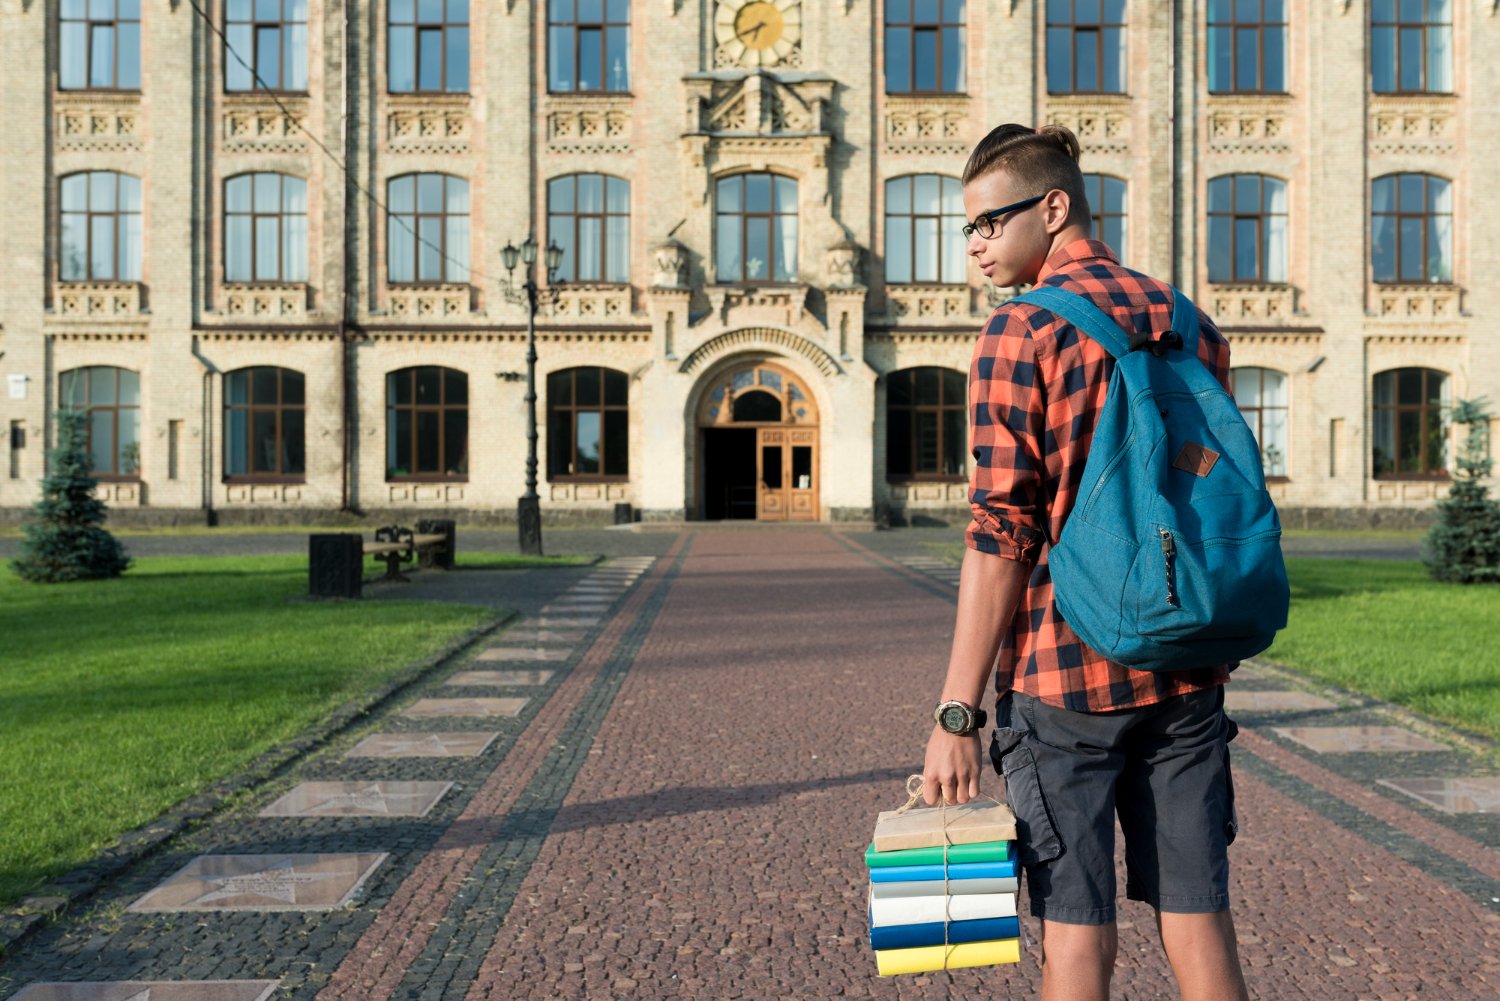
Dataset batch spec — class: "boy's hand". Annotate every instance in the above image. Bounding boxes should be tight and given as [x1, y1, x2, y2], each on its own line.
[922, 724, 983, 806]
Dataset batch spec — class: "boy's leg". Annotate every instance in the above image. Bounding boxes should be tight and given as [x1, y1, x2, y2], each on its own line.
[1156, 909, 1250, 1001]
[1039, 919, 1117, 1001]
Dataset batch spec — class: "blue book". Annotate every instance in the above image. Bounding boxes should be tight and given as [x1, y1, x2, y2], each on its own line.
[869, 915, 1021, 951]
[867, 859, 1018, 883]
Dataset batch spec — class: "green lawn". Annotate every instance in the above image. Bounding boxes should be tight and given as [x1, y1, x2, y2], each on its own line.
[0, 555, 496, 907]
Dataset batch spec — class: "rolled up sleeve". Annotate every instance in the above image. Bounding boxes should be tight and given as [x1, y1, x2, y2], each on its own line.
[964, 308, 1048, 564]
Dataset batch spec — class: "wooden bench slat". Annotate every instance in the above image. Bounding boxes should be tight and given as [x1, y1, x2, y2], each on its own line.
[411, 534, 445, 545]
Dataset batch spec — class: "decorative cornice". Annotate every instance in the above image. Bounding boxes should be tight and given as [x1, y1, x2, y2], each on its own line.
[679, 327, 843, 377]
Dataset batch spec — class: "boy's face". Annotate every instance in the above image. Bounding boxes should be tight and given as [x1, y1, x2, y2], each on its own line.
[962, 168, 1054, 289]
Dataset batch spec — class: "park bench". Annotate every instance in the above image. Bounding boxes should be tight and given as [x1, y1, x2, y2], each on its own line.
[307, 518, 456, 599]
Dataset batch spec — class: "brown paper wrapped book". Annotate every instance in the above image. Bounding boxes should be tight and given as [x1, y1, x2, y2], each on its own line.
[872, 800, 1017, 853]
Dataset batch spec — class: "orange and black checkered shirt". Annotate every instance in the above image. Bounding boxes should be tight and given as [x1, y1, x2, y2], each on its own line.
[965, 239, 1232, 712]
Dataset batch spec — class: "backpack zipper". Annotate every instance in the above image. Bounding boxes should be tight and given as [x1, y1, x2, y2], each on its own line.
[1159, 528, 1179, 607]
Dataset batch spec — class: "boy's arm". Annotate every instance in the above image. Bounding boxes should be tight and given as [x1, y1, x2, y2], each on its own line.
[922, 547, 1031, 806]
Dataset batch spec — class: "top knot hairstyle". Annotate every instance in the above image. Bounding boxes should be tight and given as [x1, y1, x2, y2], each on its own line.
[962, 123, 1091, 229]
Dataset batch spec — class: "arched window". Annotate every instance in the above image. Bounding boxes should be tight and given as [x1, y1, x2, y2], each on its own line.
[885, 175, 966, 284]
[547, 174, 630, 283]
[225, 173, 308, 283]
[225, 0, 308, 92]
[1231, 367, 1289, 479]
[1208, 0, 1288, 94]
[387, 367, 468, 480]
[1082, 173, 1127, 266]
[885, 0, 966, 94]
[60, 0, 141, 91]
[1207, 174, 1287, 283]
[224, 367, 305, 479]
[388, 0, 469, 93]
[715, 173, 797, 284]
[1373, 368, 1449, 479]
[387, 174, 470, 284]
[60, 171, 142, 281]
[59, 366, 141, 478]
[1371, 0, 1451, 94]
[886, 367, 967, 480]
[1372, 174, 1452, 284]
[548, 367, 628, 479]
[1047, 0, 1127, 94]
[547, 0, 630, 93]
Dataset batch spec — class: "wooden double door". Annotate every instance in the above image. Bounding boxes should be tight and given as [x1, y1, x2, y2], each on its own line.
[697, 361, 820, 522]
[754, 426, 818, 521]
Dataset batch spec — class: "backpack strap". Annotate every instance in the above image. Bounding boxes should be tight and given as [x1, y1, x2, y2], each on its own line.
[1013, 284, 1203, 360]
[1168, 287, 1199, 357]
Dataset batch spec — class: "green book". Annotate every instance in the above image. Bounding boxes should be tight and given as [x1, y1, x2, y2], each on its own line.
[866, 839, 1011, 868]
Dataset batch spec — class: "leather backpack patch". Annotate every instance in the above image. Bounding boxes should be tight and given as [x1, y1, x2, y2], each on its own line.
[1172, 442, 1221, 478]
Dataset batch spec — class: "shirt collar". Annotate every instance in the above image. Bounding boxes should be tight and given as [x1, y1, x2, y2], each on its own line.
[1036, 239, 1119, 283]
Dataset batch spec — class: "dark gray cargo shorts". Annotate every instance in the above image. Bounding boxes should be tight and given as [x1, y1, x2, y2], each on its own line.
[989, 685, 1238, 925]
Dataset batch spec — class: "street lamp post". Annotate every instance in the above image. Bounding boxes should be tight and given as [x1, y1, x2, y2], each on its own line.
[500, 235, 564, 556]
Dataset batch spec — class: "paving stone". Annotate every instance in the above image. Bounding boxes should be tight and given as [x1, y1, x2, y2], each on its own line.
[11, 984, 280, 1001]
[499, 629, 587, 645]
[1274, 726, 1448, 754]
[128, 853, 387, 912]
[258, 781, 453, 818]
[344, 732, 499, 758]
[401, 697, 528, 718]
[1225, 689, 1338, 712]
[474, 647, 571, 662]
[446, 670, 555, 687]
[528, 616, 600, 629]
[1379, 777, 1500, 814]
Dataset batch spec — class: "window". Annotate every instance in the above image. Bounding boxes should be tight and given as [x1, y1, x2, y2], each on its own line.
[387, 174, 470, 284]
[1372, 368, 1449, 478]
[60, 172, 142, 282]
[1207, 0, 1287, 94]
[1371, 0, 1451, 94]
[548, 368, 628, 479]
[59, 366, 141, 478]
[548, 175, 630, 283]
[886, 368, 967, 480]
[1207, 174, 1287, 283]
[1372, 173, 1452, 284]
[386, 367, 467, 480]
[1046, 0, 1127, 94]
[885, 0, 966, 94]
[715, 174, 797, 283]
[224, 367, 305, 478]
[1231, 367, 1288, 478]
[885, 175, 966, 284]
[225, 173, 308, 283]
[548, 0, 630, 93]
[225, 0, 308, 93]
[1082, 173, 1127, 265]
[388, 0, 469, 93]
[59, 0, 140, 91]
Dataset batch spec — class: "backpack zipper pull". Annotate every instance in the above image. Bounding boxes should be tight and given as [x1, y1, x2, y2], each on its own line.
[1159, 528, 1178, 607]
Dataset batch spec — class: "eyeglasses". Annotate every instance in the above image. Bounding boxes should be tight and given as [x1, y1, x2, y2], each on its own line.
[962, 194, 1047, 239]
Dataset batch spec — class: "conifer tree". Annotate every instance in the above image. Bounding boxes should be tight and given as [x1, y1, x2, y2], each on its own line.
[1423, 398, 1500, 584]
[10, 409, 130, 583]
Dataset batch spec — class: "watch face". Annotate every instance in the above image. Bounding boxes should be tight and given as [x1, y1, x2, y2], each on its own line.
[940, 705, 970, 733]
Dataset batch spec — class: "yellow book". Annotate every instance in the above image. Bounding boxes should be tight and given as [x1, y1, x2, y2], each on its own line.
[875, 937, 1021, 975]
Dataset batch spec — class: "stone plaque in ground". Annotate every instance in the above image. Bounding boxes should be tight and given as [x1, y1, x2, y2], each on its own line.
[402, 697, 528, 718]
[1273, 726, 1447, 753]
[344, 732, 498, 758]
[1225, 690, 1337, 712]
[1379, 777, 1500, 813]
[258, 781, 453, 817]
[475, 647, 570, 662]
[128, 853, 387, 912]
[11, 984, 280, 1001]
[446, 670, 555, 686]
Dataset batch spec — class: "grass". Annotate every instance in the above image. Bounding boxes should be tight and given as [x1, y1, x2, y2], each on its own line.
[454, 552, 594, 570]
[0, 555, 493, 907]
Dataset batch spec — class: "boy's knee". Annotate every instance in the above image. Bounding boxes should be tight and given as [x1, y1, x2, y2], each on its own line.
[1040, 919, 1119, 969]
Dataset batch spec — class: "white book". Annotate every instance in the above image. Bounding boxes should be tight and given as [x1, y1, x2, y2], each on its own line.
[868, 887, 1018, 927]
[870, 876, 1018, 898]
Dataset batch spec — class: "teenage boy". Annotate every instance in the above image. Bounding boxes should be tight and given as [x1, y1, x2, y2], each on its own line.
[921, 123, 1250, 1001]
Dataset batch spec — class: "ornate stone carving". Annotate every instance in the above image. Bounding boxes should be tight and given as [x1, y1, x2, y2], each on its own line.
[223, 284, 308, 320]
[387, 107, 470, 154]
[885, 284, 970, 322]
[546, 95, 631, 153]
[54, 281, 141, 318]
[688, 73, 832, 137]
[549, 284, 631, 320]
[1206, 99, 1292, 154]
[56, 97, 142, 152]
[705, 284, 809, 327]
[1369, 97, 1456, 155]
[1044, 99, 1131, 155]
[825, 239, 862, 287]
[222, 101, 307, 153]
[884, 97, 968, 155]
[387, 285, 471, 318]
[1207, 284, 1300, 323]
[651, 238, 688, 288]
[1371, 283, 1465, 320]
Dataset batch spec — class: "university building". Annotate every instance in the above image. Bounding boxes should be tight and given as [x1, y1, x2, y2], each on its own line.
[0, 1, 1495, 526]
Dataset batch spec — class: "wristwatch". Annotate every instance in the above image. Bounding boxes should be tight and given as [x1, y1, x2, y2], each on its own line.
[933, 700, 988, 736]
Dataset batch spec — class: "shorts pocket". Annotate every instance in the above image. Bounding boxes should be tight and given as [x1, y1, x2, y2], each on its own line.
[990, 726, 1064, 866]
[1222, 718, 1239, 847]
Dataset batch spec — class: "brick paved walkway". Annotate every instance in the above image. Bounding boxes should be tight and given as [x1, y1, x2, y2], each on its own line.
[1, 528, 1496, 1000]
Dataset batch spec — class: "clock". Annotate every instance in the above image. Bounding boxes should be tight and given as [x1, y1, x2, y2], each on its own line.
[714, 0, 803, 68]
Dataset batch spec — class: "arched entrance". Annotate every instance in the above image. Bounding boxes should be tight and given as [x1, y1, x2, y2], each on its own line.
[696, 361, 820, 521]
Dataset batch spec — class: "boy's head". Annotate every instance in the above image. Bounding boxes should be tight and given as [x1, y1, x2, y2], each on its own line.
[961, 124, 1092, 288]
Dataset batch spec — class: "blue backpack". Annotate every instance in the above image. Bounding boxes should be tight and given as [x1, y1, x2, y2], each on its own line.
[1009, 284, 1290, 673]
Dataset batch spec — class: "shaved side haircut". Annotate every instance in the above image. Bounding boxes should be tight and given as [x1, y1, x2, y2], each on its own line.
[963, 123, 1092, 230]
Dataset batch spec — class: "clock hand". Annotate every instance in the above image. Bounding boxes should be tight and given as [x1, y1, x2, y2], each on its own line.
[740, 20, 766, 42]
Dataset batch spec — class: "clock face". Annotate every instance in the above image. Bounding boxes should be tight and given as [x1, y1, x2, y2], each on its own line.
[940, 705, 969, 733]
[715, 0, 802, 68]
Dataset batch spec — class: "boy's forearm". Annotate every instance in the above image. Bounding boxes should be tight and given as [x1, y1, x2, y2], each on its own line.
[939, 546, 1031, 707]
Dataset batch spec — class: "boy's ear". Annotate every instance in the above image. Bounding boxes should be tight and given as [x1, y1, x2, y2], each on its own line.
[1043, 190, 1074, 235]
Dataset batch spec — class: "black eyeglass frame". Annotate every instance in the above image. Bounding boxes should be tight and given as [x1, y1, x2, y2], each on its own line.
[962, 193, 1048, 239]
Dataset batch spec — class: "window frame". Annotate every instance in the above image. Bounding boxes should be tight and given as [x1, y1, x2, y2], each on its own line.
[546, 0, 631, 94]
[1370, 0, 1453, 95]
[1230, 366, 1290, 481]
[885, 367, 968, 483]
[547, 367, 629, 482]
[884, 0, 967, 96]
[1207, 0, 1289, 95]
[223, 366, 307, 482]
[714, 172, 799, 285]
[1046, 0, 1128, 95]
[1207, 173, 1289, 285]
[59, 171, 143, 283]
[1372, 368, 1450, 480]
[546, 174, 631, 284]
[1371, 173, 1453, 285]
[386, 173, 470, 286]
[385, 366, 469, 482]
[387, 0, 470, 95]
[1082, 173, 1128, 266]
[224, 0, 310, 94]
[58, 366, 142, 481]
[224, 172, 309, 285]
[59, 0, 141, 92]
[884, 175, 967, 286]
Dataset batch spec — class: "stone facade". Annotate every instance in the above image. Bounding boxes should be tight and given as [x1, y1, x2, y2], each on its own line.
[0, 2, 1494, 526]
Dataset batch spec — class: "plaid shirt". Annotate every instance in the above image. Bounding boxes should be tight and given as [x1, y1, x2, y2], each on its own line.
[965, 240, 1232, 712]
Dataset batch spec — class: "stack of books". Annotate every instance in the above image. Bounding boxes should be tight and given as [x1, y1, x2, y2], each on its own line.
[866, 800, 1021, 975]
